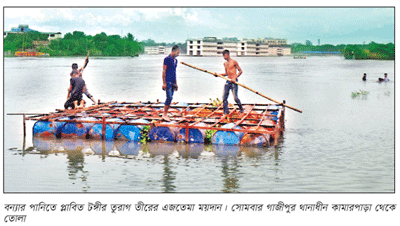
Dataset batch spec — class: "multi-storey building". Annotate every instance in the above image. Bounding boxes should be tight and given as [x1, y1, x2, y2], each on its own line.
[187, 37, 290, 56]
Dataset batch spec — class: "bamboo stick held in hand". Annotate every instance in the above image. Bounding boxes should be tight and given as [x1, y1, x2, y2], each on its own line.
[180, 61, 302, 113]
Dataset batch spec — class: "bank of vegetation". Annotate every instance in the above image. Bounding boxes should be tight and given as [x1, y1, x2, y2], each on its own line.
[4, 31, 394, 60]
[291, 42, 394, 60]
[4, 31, 143, 57]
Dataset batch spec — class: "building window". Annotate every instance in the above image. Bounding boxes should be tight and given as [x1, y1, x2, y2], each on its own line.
[242, 43, 245, 46]
[242, 47, 245, 50]
[197, 46, 201, 49]
[197, 41, 201, 44]
[190, 41, 193, 44]
[190, 46, 193, 49]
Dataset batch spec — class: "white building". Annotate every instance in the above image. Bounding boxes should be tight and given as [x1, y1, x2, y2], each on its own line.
[187, 37, 290, 56]
[144, 46, 172, 55]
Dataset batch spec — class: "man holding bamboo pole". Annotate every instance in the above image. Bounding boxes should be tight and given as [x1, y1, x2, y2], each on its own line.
[220, 49, 244, 115]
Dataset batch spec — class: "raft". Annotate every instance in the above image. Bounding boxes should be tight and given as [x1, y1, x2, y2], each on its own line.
[25, 100, 285, 147]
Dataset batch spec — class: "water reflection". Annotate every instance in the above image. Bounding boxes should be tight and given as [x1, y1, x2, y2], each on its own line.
[213, 145, 241, 193]
[146, 142, 176, 192]
[176, 143, 203, 159]
[27, 137, 279, 192]
[66, 147, 90, 192]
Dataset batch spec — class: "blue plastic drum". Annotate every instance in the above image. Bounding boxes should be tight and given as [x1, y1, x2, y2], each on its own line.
[212, 123, 244, 145]
[149, 121, 180, 142]
[176, 122, 207, 143]
[115, 119, 149, 141]
[60, 117, 98, 139]
[33, 117, 70, 138]
[89, 118, 124, 140]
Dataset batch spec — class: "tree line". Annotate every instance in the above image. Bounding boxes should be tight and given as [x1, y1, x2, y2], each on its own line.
[4, 31, 143, 57]
[291, 42, 394, 60]
[4, 31, 394, 60]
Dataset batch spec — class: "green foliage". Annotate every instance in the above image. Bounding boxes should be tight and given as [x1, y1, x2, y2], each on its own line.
[209, 98, 222, 107]
[205, 130, 216, 144]
[4, 31, 143, 57]
[292, 42, 394, 60]
[4, 31, 48, 52]
[140, 126, 151, 144]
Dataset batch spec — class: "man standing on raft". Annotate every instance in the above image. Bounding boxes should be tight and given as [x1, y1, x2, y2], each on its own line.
[162, 45, 180, 121]
[220, 49, 244, 115]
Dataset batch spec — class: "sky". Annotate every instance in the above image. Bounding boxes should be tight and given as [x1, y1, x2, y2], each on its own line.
[3, 7, 395, 45]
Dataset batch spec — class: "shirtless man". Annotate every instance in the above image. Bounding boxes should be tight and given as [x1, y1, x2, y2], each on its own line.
[220, 49, 244, 115]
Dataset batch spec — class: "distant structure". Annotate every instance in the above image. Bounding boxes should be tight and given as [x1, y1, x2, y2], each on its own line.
[4, 24, 61, 40]
[144, 46, 172, 55]
[186, 37, 291, 56]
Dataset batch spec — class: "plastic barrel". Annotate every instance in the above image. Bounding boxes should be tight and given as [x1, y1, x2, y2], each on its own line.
[115, 119, 149, 141]
[88, 118, 124, 140]
[32, 117, 70, 138]
[268, 105, 281, 122]
[176, 122, 207, 143]
[60, 117, 98, 139]
[212, 123, 244, 145]
[149, 121, 180, 142]
[240, 127, 271, 146]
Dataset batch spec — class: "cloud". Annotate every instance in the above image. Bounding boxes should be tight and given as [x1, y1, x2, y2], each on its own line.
[3, 7, 394, 44]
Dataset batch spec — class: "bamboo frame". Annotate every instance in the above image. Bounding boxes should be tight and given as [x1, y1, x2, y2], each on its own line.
[16, 100, 284, 145]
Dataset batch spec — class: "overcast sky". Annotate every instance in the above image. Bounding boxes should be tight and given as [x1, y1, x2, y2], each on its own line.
[3, 7, 395, 45]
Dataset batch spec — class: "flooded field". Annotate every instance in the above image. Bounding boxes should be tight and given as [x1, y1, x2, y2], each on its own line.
[4, 55, 394, 192]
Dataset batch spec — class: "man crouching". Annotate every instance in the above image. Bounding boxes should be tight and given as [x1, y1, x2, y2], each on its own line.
[65, 76, 86, 109]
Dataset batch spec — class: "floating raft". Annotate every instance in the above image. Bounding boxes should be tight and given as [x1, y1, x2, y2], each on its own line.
[26, 101, 285, 147]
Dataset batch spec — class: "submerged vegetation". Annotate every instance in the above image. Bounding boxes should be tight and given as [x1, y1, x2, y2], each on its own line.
[291, 42, 394, 60]
[343, 42, 394, 60]
[140, 126, 151, 144]
[351, 90, 370, 98]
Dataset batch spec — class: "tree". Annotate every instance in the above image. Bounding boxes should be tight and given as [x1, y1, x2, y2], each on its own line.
[127, 33, 134, 41]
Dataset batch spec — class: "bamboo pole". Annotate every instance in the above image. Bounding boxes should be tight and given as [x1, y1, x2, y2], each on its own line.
[102, 116, 106, 140]
[23, 114, 26, 137]
[180, 62, 302, 113]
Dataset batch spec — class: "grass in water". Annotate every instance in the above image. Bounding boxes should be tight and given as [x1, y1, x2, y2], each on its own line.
[140, 126, 151, 144]
[351, 90, 370, 98]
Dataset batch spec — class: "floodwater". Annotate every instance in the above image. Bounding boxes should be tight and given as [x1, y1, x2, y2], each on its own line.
[3, 55, 394, 192]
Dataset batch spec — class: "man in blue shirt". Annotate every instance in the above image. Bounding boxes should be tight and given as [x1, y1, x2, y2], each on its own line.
[162, 45, 180, 121]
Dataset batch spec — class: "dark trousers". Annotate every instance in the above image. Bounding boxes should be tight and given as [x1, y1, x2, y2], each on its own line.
[165, 82, 175, 106]
[64, 96, 82, 109]
[223, 80, 243, 114]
